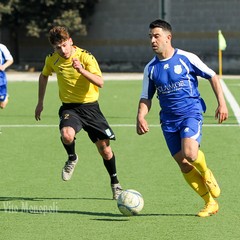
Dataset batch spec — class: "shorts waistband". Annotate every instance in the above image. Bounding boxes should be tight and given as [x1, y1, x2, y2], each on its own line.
[62, 101, 98, 107]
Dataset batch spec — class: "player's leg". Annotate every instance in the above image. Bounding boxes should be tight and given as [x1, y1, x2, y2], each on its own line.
[173, 149, 214, 203]
[163, 129, 210, 202]
[179, 118, 219, 216]
[60, 126, 79, 181]
[191, 150, 220, 198]
[95, 139, 119, 184]
[181, 117, 220, 198]
[173, 144, 210, 203]
[0, 96, 8, 109]
[95, 139, 123, 200]
[83, 101, 123, 199]
[59, 107, 81, 181]
[163, 120, 218, 217]
[61, 126, 77, 160]
[173, 149, 218, 217]
[0, 84, 8, 109]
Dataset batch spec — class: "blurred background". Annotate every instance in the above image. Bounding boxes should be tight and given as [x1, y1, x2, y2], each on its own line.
[1, 0, 240, 73]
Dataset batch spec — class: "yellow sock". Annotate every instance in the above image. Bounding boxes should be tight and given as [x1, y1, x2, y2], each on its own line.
[192, 150, 210, 178]
[183, 167, 214, 203]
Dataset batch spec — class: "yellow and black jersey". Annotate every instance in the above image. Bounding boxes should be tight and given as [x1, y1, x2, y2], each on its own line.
[42, 46, 102, 103]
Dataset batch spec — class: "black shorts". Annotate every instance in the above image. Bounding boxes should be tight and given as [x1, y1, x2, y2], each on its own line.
[58, 101, 116, 143]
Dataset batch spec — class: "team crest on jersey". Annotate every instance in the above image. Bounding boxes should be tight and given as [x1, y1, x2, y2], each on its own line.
[174, 65, 182, 74]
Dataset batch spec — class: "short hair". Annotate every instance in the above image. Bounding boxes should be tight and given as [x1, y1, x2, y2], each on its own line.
[149, 19, 172, 33]
[48, 26, 70, 45]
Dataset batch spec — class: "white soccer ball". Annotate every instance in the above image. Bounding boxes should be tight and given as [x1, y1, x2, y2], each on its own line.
[117, 189, 144, 216]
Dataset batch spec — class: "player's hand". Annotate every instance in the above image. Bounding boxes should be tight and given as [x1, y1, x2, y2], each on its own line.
[215, 105, 228, 123]
[136, 118, 149, 135]
[35, 103, 43, 121]
[0, 65, 5, 71]
[72, 58, 84, 73]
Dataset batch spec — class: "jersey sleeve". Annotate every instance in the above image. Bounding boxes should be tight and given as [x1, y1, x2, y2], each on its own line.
[41, 55, 53, 76]
[0, 44, 13, 62]
[180, 50, 216, 79]
[81, 51, 102, 77]
[140, 63, 156, 100]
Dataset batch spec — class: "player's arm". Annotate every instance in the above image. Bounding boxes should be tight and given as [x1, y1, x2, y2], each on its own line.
[35, 73, 49, 121]
[137, 63, 156, 134]
[72, 58, 103, 88]
[209, 74, 228, 123]
[189, 54, 228, 123]
[0, 45, 14, 71]
[0, 59, 14, 71]
[136, 98, 152, 135]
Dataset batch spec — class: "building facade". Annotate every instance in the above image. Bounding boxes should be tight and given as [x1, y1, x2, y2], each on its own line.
[1, 0, 240, 73]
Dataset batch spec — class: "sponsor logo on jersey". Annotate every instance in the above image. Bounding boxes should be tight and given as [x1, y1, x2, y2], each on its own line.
[105, 128, 113, 137]
[164, 64, 169, 70]
[156, 80, 184, 94]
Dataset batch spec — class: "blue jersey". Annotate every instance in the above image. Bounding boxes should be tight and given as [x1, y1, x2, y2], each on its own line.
[0, 43, 13, 86]
[141, 48, 216, 122]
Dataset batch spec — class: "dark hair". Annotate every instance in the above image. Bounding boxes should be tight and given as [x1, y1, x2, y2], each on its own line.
[48, 26, 70, 45]
[149, 19, 172, 33]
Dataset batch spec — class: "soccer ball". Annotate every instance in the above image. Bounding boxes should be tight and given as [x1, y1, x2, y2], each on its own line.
[117, 189, 144, 216]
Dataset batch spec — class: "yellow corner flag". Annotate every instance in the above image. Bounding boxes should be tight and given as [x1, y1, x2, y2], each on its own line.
[218, 30, 227, 50]
[218, 30, 227, 78]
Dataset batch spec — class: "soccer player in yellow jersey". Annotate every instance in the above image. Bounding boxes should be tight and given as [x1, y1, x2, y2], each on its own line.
[35, 26, 123, 200]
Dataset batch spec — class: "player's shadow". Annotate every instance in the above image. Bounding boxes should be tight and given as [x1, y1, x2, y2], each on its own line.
[0, 196, 111, 201]
[0, 196, 197, 218]
[140, 213, 196, 217]
[0, 207, 196, 219]
[0, 195, 121, 218]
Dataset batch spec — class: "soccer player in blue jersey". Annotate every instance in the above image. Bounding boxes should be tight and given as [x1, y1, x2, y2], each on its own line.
[136, 19, 228, 217]
[0, 43, 14, 109]
[35, 26, 123, 199]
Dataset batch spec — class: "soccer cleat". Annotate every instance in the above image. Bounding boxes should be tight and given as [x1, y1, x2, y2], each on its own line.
[111, 183, 123, 200]
[62, 155, 78, 181]
[197, 200, 219, 217]
[204, 168, 221, 198]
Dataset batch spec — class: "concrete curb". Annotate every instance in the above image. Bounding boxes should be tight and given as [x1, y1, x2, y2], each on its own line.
[6, 71, 143, 81]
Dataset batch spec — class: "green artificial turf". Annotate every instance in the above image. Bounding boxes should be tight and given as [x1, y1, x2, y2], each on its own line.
[0, 79, 239, 239]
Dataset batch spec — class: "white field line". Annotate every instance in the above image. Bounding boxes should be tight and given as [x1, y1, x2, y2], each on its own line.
[220, 79, 240, 125]
[0, 124, 238, 128]
[2, 79, 240, 128]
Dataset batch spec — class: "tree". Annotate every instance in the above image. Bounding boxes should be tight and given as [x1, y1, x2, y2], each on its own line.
[0, 0, 99, 62]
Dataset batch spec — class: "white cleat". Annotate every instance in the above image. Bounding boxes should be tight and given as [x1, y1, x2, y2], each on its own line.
[62, 155, 78, 181]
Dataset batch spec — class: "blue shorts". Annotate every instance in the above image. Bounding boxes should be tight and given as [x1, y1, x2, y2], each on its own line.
[161, 117, 203, 156]
[0, 84, 7, 102]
